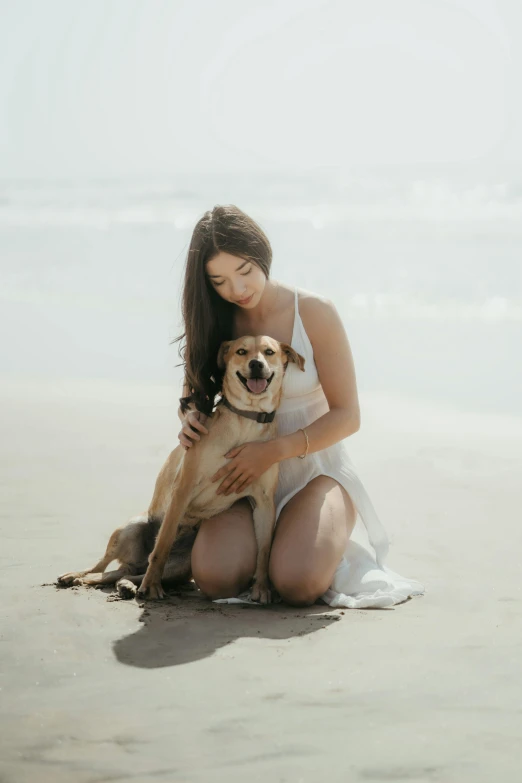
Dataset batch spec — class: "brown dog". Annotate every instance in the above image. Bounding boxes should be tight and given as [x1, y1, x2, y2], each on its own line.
[57, 336, 305, 603]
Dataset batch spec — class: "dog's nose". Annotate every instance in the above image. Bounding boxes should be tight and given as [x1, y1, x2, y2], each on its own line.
[248, 359, 264, 372]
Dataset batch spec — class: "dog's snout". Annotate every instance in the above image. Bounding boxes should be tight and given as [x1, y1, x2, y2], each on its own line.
[248, 359, 265, 373]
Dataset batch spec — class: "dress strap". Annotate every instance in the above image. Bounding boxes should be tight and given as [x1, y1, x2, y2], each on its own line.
[292, 286, 313, 357]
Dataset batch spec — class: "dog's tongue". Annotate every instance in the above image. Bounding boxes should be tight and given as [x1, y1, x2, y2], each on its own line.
[247, 378, 268, 394]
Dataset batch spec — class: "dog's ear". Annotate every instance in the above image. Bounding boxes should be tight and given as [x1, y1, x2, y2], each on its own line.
[280, 343, 305, 372]
[217, 340, 232, 370]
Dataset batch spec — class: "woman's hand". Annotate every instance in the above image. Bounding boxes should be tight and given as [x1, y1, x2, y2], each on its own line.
[211, 441, 277, 496]
[178, 410, 209, 450]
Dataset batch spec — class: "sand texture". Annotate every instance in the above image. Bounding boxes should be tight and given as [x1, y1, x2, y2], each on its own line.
[1, 379, 521, 782]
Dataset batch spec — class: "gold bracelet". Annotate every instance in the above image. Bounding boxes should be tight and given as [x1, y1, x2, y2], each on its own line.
[298, 427, 309, 459]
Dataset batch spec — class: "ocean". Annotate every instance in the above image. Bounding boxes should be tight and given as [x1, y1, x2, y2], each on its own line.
[1, 169, 521, 417]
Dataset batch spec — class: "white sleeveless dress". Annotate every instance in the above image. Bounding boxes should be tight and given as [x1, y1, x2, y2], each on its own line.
[273, 287, 425, 609]
[215, 287, 425, 609]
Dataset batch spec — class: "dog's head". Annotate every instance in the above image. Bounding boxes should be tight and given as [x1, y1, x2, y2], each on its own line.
[217, 336, 305, 412]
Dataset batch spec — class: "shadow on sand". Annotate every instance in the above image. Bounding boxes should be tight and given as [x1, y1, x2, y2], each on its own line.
[112, 590, 347, 668]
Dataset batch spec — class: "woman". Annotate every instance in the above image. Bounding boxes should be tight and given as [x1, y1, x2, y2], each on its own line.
[175, 204, 424, 608]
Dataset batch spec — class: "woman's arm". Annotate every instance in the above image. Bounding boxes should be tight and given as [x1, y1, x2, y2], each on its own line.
[270, 296, 360, 462]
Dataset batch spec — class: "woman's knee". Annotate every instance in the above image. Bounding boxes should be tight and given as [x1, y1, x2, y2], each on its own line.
[192, 545, 253, 599]
[192, 565, 249, 600]
[269, 563, 328, 607]
[191, 500, 256, 599]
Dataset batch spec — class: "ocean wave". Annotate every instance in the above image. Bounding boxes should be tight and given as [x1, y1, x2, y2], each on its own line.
[1, 177, 522, 229]
[340, 293, 522, 321]
[2, 284, 520, 322]
[2, 202, 522, 229]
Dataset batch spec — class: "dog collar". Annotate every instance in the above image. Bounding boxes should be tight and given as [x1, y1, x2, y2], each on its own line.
[219, 396, 276, 424]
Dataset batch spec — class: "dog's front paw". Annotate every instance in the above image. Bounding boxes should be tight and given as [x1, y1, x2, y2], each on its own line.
[250, 581, 272, 605]
[57, 571, 85, 587]
[137, 577, 165, 601]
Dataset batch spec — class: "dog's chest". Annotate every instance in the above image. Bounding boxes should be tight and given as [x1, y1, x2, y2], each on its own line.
[188, 483, 242, 517]
[182, 414, 277, 517]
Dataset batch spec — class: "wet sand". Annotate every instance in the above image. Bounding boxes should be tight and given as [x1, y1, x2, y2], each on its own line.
[1, 378, 521, 782]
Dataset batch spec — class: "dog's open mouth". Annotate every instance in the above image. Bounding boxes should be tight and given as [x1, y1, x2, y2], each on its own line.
[237, 371, 274, 394]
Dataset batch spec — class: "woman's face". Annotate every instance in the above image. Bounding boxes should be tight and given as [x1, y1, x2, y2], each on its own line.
[206, 252, 267, 308]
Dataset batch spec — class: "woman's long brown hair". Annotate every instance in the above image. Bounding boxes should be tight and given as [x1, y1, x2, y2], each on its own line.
[173, 205, 272, 417]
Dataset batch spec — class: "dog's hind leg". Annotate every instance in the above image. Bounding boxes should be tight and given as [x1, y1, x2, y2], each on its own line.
[79, 565, 138, 587]
[115, 552, 193, 599]
[114, 524, 195, 598]
[58, 557, 118, 587]
[57, 515, 147, 587]
[115, 578, 141, 599]
[115, 555, 191, 588]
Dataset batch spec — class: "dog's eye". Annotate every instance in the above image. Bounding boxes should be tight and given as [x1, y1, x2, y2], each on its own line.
[236, 349, 247, 355]
[265, 349, 275, 355]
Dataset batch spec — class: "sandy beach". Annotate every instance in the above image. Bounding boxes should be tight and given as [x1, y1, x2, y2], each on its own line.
[1, 377, 521, 783]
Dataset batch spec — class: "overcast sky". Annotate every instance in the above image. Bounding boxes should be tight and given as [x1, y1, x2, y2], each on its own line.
[1, 0, 521, 179]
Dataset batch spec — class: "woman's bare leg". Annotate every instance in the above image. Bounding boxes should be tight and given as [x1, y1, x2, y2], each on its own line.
[269, 475, 357, 606]
[191, 498, 257, 599]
